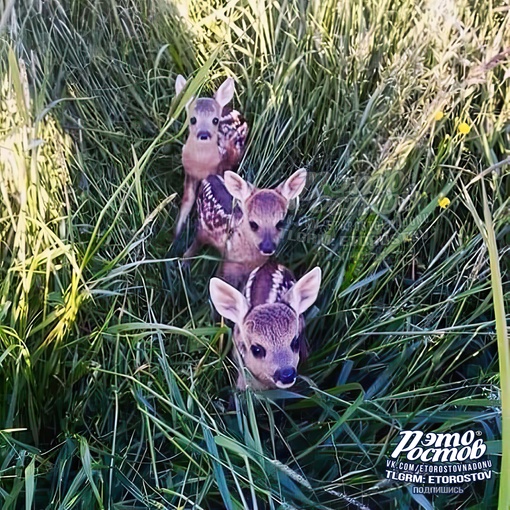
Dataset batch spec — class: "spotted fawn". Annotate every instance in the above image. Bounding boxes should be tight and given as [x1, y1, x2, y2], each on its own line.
[210, 260, 322, 390]
[174, 75, 248, 239]
[184, 168, 307, 289]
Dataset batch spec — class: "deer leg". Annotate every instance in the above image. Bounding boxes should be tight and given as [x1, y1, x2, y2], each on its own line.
[181, 235, 204, 270]
[183, 236, 203, 260]
[174, 175, 198, 239]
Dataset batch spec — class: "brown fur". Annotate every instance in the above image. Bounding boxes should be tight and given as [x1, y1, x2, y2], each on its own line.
[174, 76, 248, 239]
[184, 169, 307, 289]
[210, 261, 322, 390]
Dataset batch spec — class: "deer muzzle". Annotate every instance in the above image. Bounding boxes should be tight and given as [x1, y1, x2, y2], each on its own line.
[274, 366, 297, 387]
[197, 130, 212, 141]
[259, 236, 277, 255]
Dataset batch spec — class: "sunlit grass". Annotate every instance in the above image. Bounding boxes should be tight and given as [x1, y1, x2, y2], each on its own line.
[1, 0, 509, 508]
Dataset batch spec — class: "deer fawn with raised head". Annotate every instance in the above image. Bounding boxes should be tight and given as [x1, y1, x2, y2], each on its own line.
[210, 261, 322, 390]
[174, 75, 248, 239]
[184, 168, 307, 289]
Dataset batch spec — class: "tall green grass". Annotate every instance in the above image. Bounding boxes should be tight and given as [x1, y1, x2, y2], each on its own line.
[1, 0, 509, 508]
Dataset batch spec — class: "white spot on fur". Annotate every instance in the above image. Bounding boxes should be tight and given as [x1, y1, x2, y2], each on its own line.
[244, 266, 261, 307]
[268, 266, 285, 304]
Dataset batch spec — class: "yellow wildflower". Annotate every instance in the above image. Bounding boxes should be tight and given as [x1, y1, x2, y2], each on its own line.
[438, 197, 451, 209]
[458, 122, 471, 135]
[434, 111, 444, 121]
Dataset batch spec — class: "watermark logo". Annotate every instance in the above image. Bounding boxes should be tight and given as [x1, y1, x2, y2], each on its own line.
[284, 168, 412, 247]
[386, 429, 492, 495]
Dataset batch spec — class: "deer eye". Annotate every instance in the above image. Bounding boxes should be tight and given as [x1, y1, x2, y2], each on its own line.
[190, 117, 197, 125]
[276, 220, 286, 231]
[249, 221, 259, 232]
[250, 344, 266, 358]
[290, 336, 300, 353]
[212, 117, 219, 125]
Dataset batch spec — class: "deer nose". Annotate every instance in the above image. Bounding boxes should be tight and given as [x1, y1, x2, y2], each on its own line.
[274, 367, 297, 385]
[259, 239, 276, 255]
[197, 130, 211, 141]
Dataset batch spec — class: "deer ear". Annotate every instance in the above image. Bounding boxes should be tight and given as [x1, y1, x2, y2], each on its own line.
[175, 75, 187, 95]
[284, 267, 321, 315]
[210, 277, 248, 324]
[214, 77, 235, 108]
[276, 168, 307, 201]
[223, 171, 253, 203]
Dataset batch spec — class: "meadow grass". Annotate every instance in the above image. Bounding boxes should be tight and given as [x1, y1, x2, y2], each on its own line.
[0, 0, 509, 508]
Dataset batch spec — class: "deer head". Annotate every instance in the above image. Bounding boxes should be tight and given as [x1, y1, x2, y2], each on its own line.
[175, 75, 235, 144]
[210, 263, 322, 390]
[223, 168, 307, 257]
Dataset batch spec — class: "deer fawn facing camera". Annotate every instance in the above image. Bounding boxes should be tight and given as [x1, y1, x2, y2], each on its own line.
[174, 75, 248, 239]
[184, 168, 307, 290]
[210, 261, 322, 390]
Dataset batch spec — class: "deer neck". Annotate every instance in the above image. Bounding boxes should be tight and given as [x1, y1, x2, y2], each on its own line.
[182, 136, 221, 179]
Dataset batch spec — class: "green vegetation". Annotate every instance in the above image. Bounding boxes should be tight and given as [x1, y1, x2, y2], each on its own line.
[1, 0, 509, 508]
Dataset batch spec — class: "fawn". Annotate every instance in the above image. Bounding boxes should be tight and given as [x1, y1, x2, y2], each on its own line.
[174, 75, 248, 239]
[183, 168, 307, 289]
[210, 260, 322, 390]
